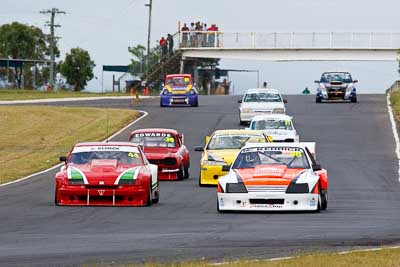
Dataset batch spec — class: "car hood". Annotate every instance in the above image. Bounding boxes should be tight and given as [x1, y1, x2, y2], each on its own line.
[241, 102, 285, 110]
[206, 149, 240, 165]
[67, 160, 141, 185]
[262, 129, 297, 137]
[236, 165, 305, 186]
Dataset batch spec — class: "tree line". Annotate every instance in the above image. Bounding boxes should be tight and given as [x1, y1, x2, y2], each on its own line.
[0, 22, 94, 91]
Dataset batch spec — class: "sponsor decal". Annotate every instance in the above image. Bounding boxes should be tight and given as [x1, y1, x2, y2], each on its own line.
[255, 166, 284, 176]
[310, 197, 317, 206]
[72, 146, 139, 154]
[134, 132, 172, 137]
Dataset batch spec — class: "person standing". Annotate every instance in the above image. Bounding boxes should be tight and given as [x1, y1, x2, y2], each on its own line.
[160, 37, 168, 58]
[181, 23, 189, 47]
[189, 22, 195, 46]
[167, 34, 174, 55]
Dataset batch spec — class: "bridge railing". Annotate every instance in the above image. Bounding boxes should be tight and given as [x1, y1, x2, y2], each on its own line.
[178, 32, 400, 49]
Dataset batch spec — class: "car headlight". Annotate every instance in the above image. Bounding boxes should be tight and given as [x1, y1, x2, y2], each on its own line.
[162, 89, 169, 95]
[286, 182, 309, 193]
[189, 89, 196, 95]
[319, 84, 327, 92]
[226, 182, 248, 193]
[241, 108, 253, 113]
[346, 86, 354, 91]
[273, 108, 285, 114]
[203, 160, 226, 166]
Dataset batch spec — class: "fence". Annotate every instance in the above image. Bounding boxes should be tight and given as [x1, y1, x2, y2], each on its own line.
[179, 32, 400, 49]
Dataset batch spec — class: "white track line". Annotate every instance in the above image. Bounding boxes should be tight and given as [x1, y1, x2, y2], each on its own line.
[0, 96, 156, 105]
[0, 110, 148, 187]
[387, 93, 400, 182]
[212, 246, 400, 266]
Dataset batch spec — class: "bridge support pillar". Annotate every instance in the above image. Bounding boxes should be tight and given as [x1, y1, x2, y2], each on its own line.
[179, 57, 185, 74]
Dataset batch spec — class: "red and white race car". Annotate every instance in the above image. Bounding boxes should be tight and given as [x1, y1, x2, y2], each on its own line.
[129, 128, 190, 180]
[217, 143, 328, 212]
[55, 142, 159, 206]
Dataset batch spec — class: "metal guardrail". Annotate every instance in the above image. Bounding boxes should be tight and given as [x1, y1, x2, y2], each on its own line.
[178, 32, 400, 49]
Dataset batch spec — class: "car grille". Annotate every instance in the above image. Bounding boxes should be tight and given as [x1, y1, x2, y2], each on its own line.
[249, 199, 285, 205]
[149, 158, 177, 166]
[246, 185, 287, 193]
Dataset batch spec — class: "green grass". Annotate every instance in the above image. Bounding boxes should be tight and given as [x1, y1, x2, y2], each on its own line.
[0, 106, 140, 184]
[88, 247, 400, 267]
[0, 89, 131, 101]
[390, 90, 400, 122]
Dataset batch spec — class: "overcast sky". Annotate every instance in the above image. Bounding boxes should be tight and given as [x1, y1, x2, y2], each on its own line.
[1, 0, 400, 94]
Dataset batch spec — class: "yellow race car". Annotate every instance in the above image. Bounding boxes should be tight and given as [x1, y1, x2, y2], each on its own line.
[194, 129, 272, 186]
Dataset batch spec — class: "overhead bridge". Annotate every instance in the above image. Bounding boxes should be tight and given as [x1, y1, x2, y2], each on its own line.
[178, 32, 400, 61]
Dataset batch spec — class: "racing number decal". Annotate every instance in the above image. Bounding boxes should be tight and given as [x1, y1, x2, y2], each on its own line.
[290, 151, 302, 157]
[164, 137, 175, 143]
[128, 152, 139, 158]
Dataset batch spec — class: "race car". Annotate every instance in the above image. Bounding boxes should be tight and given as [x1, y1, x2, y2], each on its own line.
[55, 142, 159, 206]
[238, 88, 287, 125]
[249, 114, 299, 142]
[194, 129, 272, 186]
[217, 143, 328, 212]
[160, 74, 199, 107]
[315, 72, 358, 103]
[129, 128, 190, 180]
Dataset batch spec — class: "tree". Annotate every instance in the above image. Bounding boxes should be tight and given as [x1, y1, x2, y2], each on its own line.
[0, 22, 59, 88]
[60, 48, 95, 91]
[128, 44, 161, 75]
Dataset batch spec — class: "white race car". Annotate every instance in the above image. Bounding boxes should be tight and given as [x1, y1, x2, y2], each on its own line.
[217, 143, 328, 212]
[238, 88, 287, 125]
[249, 114, 299, 142]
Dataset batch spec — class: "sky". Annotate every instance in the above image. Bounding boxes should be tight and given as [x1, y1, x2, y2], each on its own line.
[1, 0, 400, 94]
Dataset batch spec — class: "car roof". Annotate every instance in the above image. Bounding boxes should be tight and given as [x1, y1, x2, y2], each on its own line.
[166, 74, 192, 78]
[130, 128, 179, 135]
[242, 142, 315, 151]
[213, 129, 266, 135]
[251, 114, 293, 121]
[244, 88, 281, 94]
[74, 142, 139, 147]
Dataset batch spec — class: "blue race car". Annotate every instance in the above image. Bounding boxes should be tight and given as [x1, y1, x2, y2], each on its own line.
[160, 74, 199, 107]
[315, 72, 358, 103]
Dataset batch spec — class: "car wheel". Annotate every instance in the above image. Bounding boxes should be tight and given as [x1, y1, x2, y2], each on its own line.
[184, 165, 189, 179]
[198, 171, 204, 187]
[313, 183, 322, 213]
[321, 190, 328, 210]
[152, 188, 159, 204]
[351, 96, 357, 103]
[54, 187, 59, 206]
[146, 182, 152, 206]
[177, 164, 184, 180]
[316, 96, 322, 103]
[239, 120, 246, 126]
[192, 100, 199, 107]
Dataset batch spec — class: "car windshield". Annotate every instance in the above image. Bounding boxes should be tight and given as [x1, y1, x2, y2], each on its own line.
[131, 133, 177, 148]
[251, 120, 293, 130]
[69, 151, 143, 165]
[232, 147, 310, 169]
[167, 76, 191, 86]
[321, 72, 352, 83]
[243, 92, 282, 103]
[207, 134, 267, 150]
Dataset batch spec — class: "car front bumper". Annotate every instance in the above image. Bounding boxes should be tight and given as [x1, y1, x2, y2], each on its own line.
[217, 192, 319, 211]
[160, 94, 198, 106]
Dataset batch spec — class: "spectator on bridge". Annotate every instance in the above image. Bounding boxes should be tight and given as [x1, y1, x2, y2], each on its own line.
[167, 34, 174, 55]
[181, 23, 189, 47]
[190, 22, 196, 46]
[207, 24, 218, 47]
[160, 37, 168, 58]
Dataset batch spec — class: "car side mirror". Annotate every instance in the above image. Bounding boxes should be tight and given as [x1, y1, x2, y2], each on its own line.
[353, 80, 358, 83]
[283, 99, 288, 103]
[222, 165, 231, 172]
[314, 80, 320, 83]
[312, 164, 322, 171]
[194, 146, 204, 152]
[238, 99, 242, 103]
[59, 156, 67, 162]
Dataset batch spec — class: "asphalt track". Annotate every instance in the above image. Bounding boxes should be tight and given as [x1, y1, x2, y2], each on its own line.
[1, 95, 400, 266]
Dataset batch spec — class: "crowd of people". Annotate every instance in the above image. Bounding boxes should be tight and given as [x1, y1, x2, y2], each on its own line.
[159, 33, 174, 58]
[180, 22, 220, 47]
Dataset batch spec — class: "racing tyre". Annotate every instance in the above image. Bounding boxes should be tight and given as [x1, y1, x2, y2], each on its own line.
[152, 188, 159, 204]
[321, 190, 328, 210]
[192, 100, 199, 107]
[316, 96, 322, 103]
[184, 165, 190, 179]
[239, 120, 246, 126]
[177, 164, 185, 180]
[146, 182, 152, 206]
[198, 171, 204, 187]
[351, 96, 357, 103]
[313, 184, 322, 213]
[54, 188, 59, 206]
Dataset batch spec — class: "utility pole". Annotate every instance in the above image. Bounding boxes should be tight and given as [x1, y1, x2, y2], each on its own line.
[145, 0, 153, 75]
[40, 8, 66, 89]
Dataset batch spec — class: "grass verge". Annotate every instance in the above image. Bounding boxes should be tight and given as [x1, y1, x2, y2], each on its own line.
[0, 89, 130, 101]
[93, 247, 400, 267]
[390, 90, 400, 122]
[0, 106, 140, 184]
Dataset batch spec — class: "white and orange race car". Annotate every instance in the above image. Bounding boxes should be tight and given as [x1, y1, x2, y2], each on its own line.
[217, 143, 328, 212]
